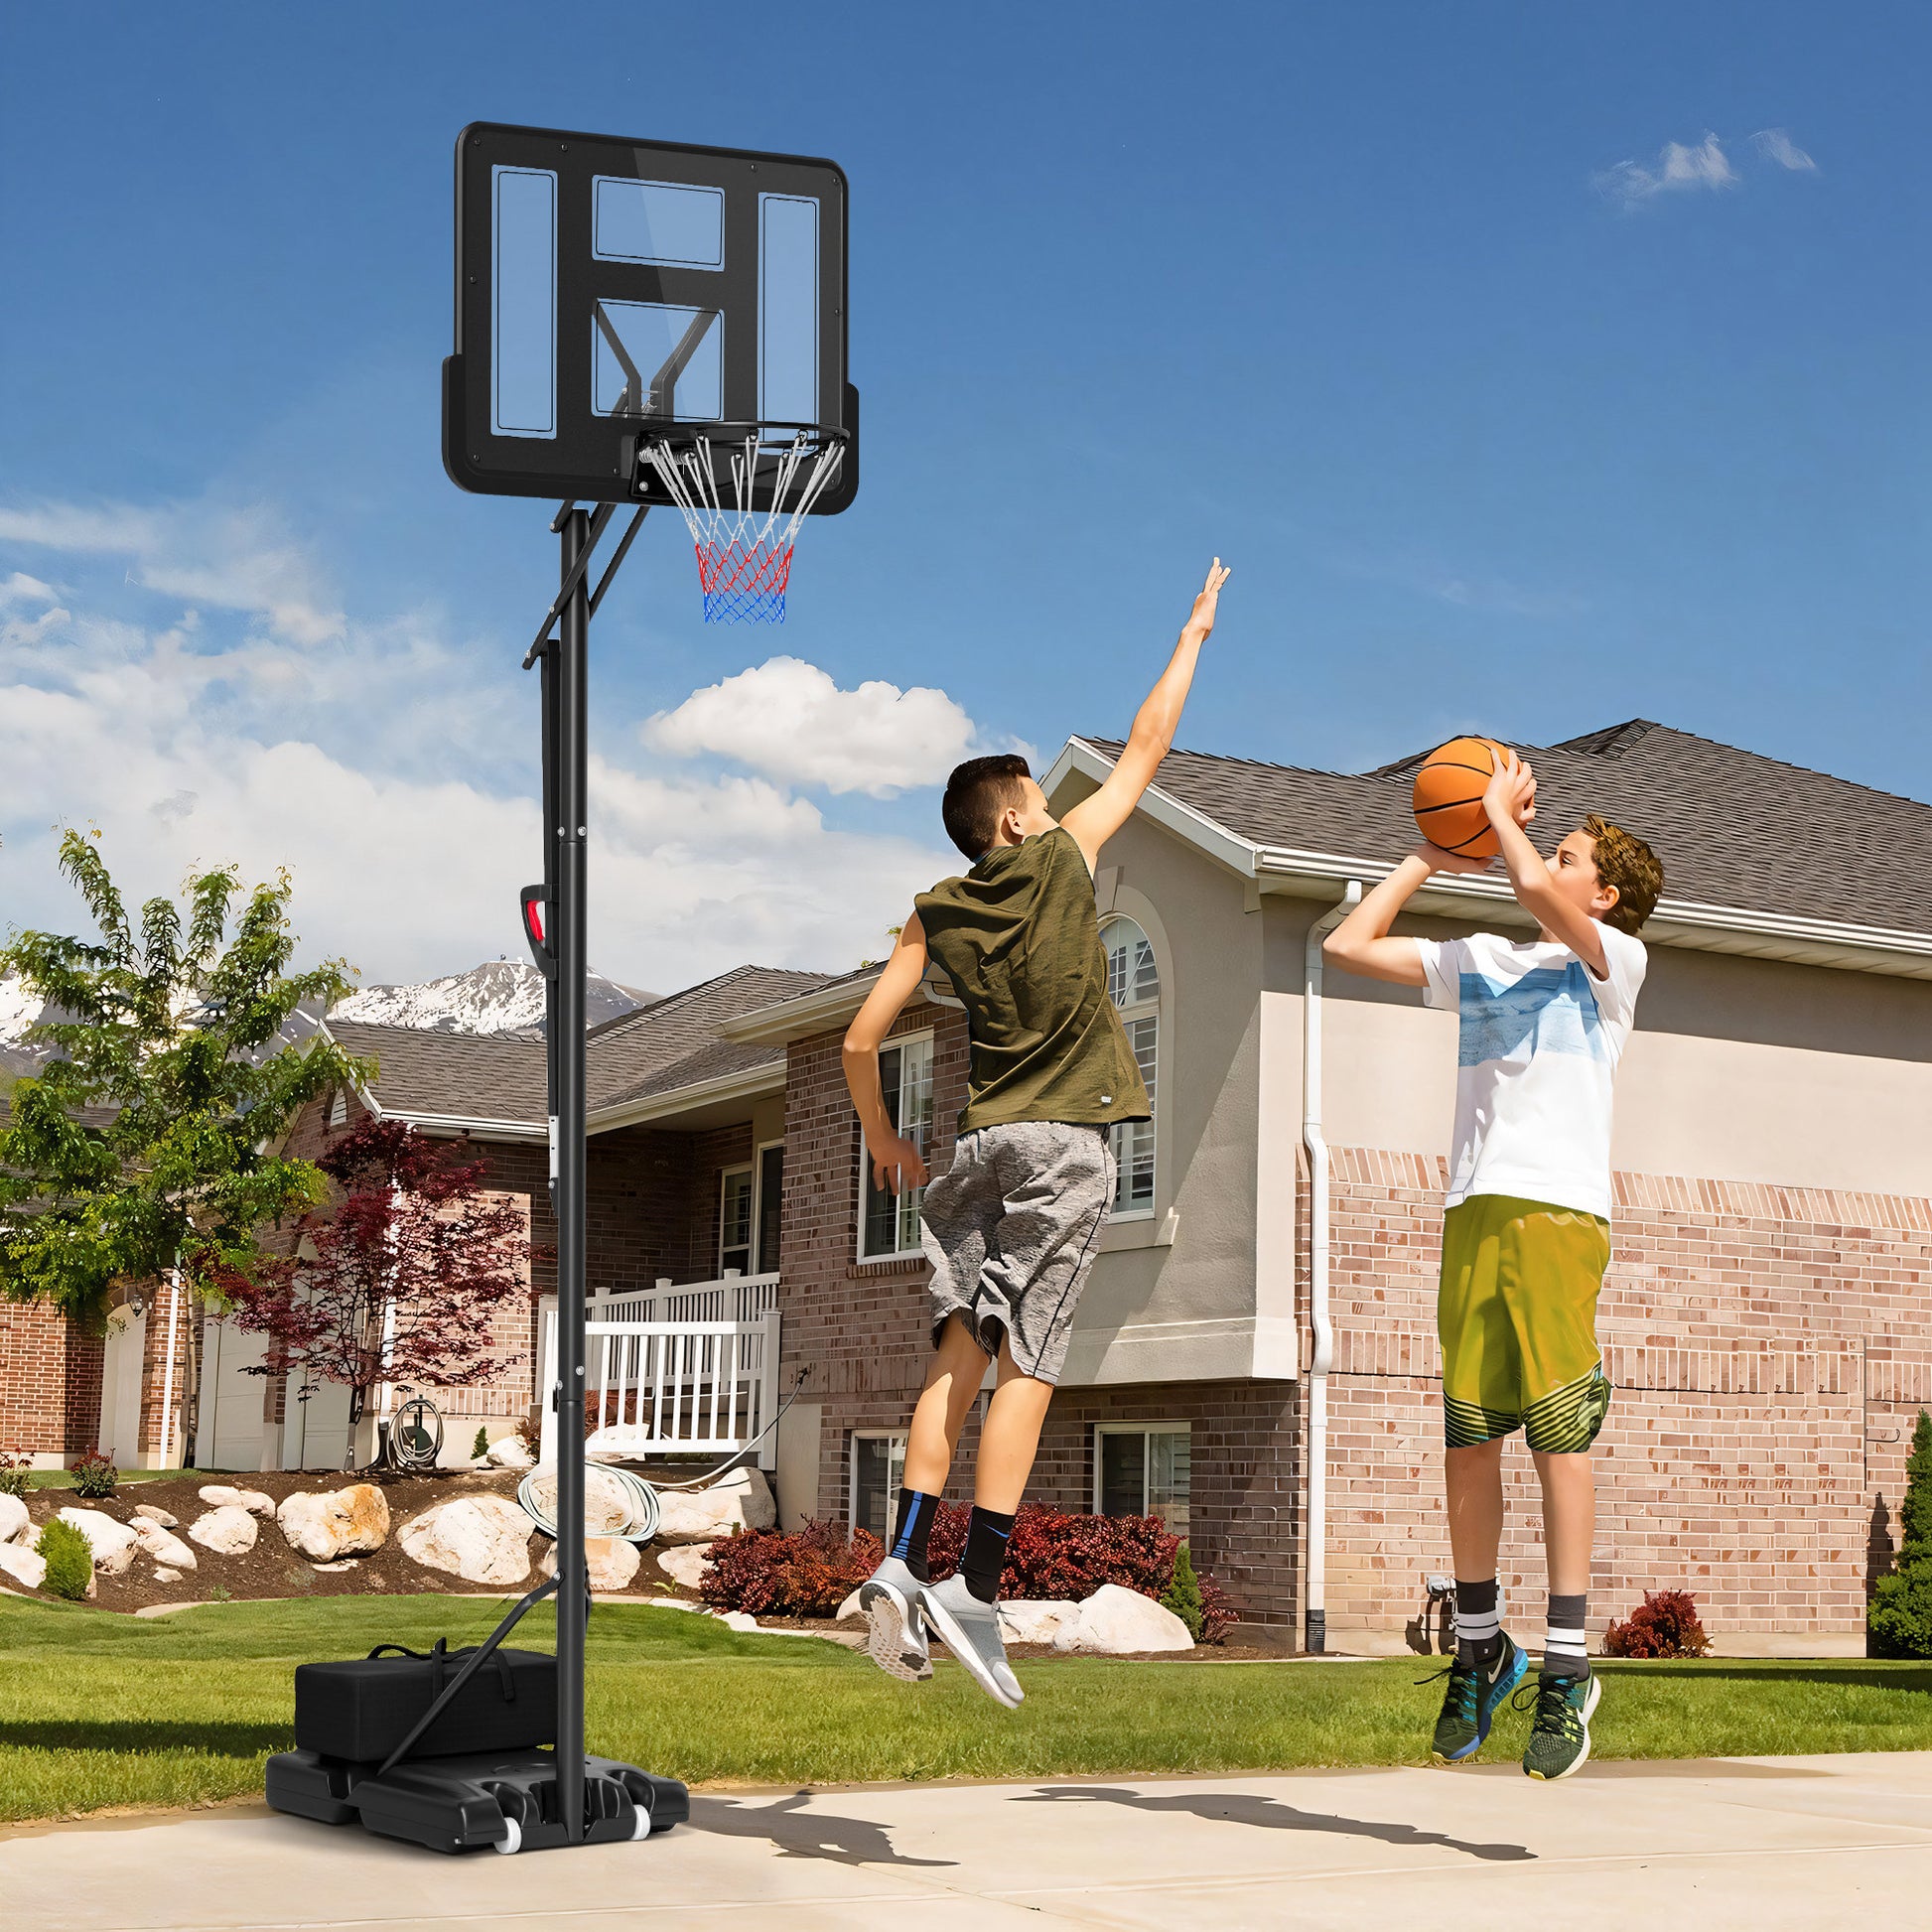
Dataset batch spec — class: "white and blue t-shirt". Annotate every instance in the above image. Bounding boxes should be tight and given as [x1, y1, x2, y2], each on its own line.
[1416, 924, 1647, 1221]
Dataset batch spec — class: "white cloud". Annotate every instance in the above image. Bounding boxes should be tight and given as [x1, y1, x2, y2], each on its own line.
[1594, 127, 1819, 210]
[1752, 128, 1817, 173]
[1594, 133, 1737, 207]
[641, 654, 995, 797]
[0, 498, 967, 990]
[0, 497, 344, 645]
[0, 571, 59, 608]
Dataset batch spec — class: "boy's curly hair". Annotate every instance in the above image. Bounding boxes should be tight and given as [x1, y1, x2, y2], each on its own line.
[1584, 814, 1662, 934]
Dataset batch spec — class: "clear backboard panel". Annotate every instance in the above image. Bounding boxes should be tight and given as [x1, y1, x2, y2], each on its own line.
[445, 123, 855, 510]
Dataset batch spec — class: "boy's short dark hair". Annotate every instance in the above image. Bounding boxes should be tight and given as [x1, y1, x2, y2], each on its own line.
[942, 755, 1033, 859]
[1584, 813, 1663, 934]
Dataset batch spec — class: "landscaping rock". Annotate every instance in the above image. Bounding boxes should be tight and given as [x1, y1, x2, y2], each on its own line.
[539, 1535, 642, 1593]
[153, 1567, 183, 1584]
[57, 1507, 140, 1577]
[718, 1609, 759, 1632]
[656, 1543, 715, 1592]
[0, 1543, 47, 1590]
[653, 1467, 774, 1544]
[998, 1599, 1081, 1645]
[276, 1484, 390, 1561]
[485, 1435, 535, 1471]
[523, 1465, 635, 1537]
[0, 1494, 30, 1546]
[188, 1505, 259, 1556]
[132, 1503, 179, 1528]
[130, 1517, 198, 1571]
[198, 1484, 275, 1519]
[1050, 1584, 1193, 1655]
[398, 1494, 533, 1587]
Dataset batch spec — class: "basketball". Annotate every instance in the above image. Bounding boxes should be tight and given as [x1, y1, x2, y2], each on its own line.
[1412, 737, 1506, 858]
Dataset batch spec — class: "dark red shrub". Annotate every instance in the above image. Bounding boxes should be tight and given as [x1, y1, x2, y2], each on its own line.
[1197, 1571, 1240, 1644]
[917, 1502, 1180, 1601]
[698, 1522, 884, 1617]
[1604, 1589, 1711, 1659]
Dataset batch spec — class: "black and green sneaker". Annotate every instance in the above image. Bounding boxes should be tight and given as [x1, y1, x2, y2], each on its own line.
[1517, 1670, 1602, 1780]
[1424, 1630, 1527, 1763]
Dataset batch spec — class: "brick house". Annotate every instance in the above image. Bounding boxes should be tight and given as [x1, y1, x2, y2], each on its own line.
[7, 718, 1930, 1656]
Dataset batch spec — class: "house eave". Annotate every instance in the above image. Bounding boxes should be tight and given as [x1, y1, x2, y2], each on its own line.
[1255, 852, 1932, 982]
[587, 1060, 785, 1132]
[721, 972, 903, 1045]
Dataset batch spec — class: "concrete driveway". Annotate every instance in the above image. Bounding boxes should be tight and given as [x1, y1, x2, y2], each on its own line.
[3, 1751, 1928, 1930]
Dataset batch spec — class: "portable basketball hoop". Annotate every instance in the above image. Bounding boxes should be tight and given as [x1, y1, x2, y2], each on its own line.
[270, 121, 856, 1862]
[638, 423, 848, 623]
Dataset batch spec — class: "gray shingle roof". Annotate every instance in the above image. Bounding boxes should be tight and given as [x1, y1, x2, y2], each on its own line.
[335, 964, 835, 1129]
[1088, 720, 1932, 933]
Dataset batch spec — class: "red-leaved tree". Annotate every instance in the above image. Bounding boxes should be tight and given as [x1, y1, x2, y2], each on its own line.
[211, 1119, 532, 1427]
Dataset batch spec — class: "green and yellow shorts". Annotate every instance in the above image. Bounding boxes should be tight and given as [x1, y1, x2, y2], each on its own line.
[1438, 1193, 1612, 1454]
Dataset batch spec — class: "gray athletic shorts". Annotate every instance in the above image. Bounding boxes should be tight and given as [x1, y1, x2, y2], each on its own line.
[919, 1120, 1117, 1386]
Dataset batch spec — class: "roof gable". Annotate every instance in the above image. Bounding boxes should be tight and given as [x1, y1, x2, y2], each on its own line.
[1082, 722, 1932, 934]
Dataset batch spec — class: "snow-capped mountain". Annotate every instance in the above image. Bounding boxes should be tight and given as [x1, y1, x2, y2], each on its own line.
[329, 960, 649, 1035]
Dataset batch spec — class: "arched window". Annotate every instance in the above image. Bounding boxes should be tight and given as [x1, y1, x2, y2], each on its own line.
[1102, 916, 1159, 1214]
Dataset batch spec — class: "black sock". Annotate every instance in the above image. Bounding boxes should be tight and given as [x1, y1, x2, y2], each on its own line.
[889, 1488, 937, 1584]
[1453, 1577, 1503, 1668]
[1543, 1592, 1589, 1678]
[961, 1505, 1017, 1602]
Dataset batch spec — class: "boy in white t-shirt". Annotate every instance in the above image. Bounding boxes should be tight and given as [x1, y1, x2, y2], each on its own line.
[1324, 750, 1663, 1780]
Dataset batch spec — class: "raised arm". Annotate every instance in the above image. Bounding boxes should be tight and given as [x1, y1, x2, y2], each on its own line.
[1482, 752, 1609, 976]
[1059, 559, 1230, 873]
[1323, 845, 1493, 985]
[842, 912, 932, 1195]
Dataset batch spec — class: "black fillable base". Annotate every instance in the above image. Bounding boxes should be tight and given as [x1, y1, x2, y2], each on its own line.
[266, 1745, 689, 1856]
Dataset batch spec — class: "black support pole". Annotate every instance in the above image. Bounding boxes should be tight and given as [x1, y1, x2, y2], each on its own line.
[552, 506, 591, 1840]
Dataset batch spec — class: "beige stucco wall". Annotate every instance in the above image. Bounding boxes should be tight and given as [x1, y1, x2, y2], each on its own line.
[1045, 778, 1277, 1387]
[1280, 896, 1932, 1196]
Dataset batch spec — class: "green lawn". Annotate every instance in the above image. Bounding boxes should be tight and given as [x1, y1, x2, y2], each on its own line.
[2, 1594, 1929, 1824]
[16, 1469, 186, 1491]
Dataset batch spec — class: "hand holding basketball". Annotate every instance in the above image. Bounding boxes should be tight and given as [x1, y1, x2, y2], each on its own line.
[1186, 559, 1232, 638]
[1483, 749, 1537, 831]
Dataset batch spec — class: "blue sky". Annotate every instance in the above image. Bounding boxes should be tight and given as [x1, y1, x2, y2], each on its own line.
[3, 3, 1927, 988]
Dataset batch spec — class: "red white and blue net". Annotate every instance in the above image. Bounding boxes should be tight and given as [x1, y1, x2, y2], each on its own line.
[641, 430, 845, 624]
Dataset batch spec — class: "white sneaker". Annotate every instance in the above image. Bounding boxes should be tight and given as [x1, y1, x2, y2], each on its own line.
[858, 1556, 931, 1682]
[921, 1574, 1024, 1708]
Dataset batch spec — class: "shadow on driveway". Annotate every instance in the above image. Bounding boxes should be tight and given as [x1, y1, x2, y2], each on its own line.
[1014, 1785, 1535, 1863]
[691, 1791, 957, 1867]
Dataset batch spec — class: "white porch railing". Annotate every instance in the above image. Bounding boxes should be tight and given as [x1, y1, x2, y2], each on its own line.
[537, 1272, 782, 1469]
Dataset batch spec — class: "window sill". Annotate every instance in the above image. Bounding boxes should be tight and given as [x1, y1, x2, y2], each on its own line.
[1099, 1208, 1178, 1253]
[849, 1254, 929, 1279]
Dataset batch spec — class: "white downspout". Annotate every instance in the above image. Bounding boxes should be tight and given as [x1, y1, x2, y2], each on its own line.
[1303, 881, 1360, 1655]
[156, 1261, 183, 1469]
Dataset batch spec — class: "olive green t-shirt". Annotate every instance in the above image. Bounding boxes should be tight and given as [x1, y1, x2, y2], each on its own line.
[915, 826, 1151, 1134]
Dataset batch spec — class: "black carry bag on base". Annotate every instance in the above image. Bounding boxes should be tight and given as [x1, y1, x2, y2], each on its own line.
[295, 1638, 558, 1762]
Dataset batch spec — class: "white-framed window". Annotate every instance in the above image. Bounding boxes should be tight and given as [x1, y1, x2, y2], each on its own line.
[858, 1032, 933, 1261]
[1094, 1422, 1190, 1537]
[719, 1164, 755, 1275]
[755, 1139, 783, 1274]
[850, 1431, 907, 1540]
[1102, 916, 1159, 1215]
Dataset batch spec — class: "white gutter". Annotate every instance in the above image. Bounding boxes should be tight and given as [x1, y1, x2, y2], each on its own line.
[1302, 881, 1361, 1656]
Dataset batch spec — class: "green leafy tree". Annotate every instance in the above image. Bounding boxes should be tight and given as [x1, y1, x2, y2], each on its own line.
[1869, 1410, 1932, 1659]
[0, 834, 370, 1440]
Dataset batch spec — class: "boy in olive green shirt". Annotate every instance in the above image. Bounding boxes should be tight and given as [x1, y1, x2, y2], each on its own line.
[842, 560, 1229, 1706]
